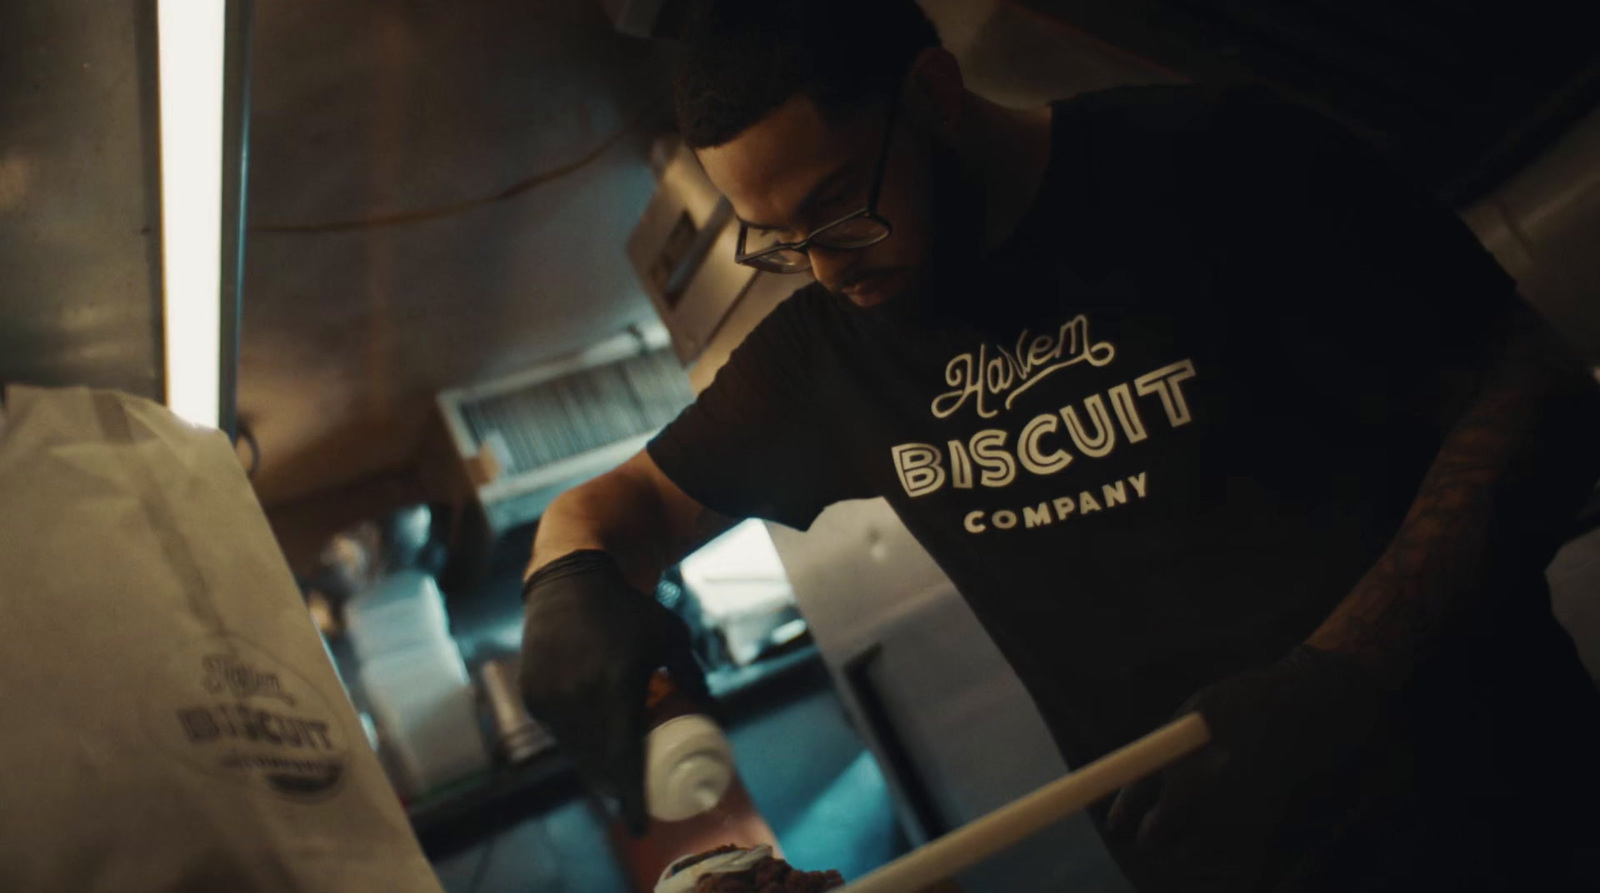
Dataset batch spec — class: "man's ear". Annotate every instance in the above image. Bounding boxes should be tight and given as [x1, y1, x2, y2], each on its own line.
[904, 47, 965, 135]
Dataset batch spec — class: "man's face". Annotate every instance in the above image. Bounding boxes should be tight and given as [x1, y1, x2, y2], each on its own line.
[696, 93, 936, 308]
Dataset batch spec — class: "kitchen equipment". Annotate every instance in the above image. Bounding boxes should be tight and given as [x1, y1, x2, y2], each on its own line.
[679, 519, 799, 666]
[766, 497, 1136, 891]
[347, 569, 489, 798]
[480, 657, 555, 764]
[344, 570, 452, 663]
[434, 327, 693, 538]
[379, 504, 434, 571]
[313, 522, 382, 605]
[836, 714, 1211, 893]
[359, 637, 490, 800]
[627, 134, 751, 365]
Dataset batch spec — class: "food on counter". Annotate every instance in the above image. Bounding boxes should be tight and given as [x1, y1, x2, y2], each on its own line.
[671, 844, 746, 874]
[690, 853, 844, 893]
[655, 845, 844, 893]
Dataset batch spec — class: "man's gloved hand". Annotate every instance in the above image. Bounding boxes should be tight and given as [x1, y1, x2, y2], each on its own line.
[1106, 645, 1387, 891]
[519, 549, 713, 834]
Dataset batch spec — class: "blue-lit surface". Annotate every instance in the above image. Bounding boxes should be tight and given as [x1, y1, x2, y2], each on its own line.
[726, 684, 908, 882]
[431, 681, 905, 893]
[428, 517, 904, 891]
[775, 751, 903, 882]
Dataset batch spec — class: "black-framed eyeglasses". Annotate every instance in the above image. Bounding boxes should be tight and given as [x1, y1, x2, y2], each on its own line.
[733, 93, 899, 274]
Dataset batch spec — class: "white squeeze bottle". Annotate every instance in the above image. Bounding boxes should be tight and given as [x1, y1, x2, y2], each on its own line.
[610, 670, 780, 893]
[644, 669, 735, 820]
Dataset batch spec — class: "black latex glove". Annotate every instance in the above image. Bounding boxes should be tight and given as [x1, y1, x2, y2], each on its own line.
[518, 549, 713, 834]
[1106, 645, 1387, 891]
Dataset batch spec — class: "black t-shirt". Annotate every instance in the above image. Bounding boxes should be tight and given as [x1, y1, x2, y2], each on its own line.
[649, 86, 1584, 782]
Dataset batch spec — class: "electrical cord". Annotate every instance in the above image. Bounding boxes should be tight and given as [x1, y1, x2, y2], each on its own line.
[234, 420, 261, 478]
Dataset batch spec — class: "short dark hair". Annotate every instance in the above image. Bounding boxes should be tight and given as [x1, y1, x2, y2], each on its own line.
[673, 0, 942, 149]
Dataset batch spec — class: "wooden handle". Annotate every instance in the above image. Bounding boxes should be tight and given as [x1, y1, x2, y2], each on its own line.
[836, 713, 1211, 893]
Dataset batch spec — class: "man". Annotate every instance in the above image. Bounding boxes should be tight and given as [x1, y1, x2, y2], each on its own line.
[520, 1, 1600, 889]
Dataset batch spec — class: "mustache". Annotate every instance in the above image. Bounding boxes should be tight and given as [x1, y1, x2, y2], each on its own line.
[835, 267, 910, 292]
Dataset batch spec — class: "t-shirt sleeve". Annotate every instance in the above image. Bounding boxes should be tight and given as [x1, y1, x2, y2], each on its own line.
[646, 288, 868, 530]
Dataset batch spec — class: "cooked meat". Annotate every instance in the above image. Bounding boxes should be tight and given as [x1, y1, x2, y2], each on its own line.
[691, 855, 845, 893]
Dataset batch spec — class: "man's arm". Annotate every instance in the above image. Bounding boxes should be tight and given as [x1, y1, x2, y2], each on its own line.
[1306, 308, 1600, 685]
[1107, 306, 1600, 883]
[519, 450, 737, 832]
[527, 449, 738, 594]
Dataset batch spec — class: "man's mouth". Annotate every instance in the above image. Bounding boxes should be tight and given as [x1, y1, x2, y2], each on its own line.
[841, 271, 902, 305]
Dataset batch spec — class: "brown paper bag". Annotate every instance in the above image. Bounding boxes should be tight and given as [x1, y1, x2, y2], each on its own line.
[0, 386, 446, 893]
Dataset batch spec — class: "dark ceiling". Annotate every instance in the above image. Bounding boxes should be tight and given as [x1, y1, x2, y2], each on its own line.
[240, 0, 674, 505]
[1016, 0, 1600, 203]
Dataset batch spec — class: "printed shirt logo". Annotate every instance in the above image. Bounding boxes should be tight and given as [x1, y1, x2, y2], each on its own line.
[892, 313, 1197, 535]
[145, 635, 351, 799]
[931, 314, 1116, 420]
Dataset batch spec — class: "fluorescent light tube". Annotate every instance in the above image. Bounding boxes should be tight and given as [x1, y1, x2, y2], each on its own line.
[156, 0, 227, 429]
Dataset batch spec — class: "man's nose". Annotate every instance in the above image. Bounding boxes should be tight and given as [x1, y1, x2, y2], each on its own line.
[807, 246, 856, 293]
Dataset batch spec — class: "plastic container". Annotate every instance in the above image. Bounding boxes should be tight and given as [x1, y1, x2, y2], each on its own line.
[344, 570, 450, 663]
[358, 637, 489, 800]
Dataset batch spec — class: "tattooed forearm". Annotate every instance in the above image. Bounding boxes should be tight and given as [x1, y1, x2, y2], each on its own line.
[1306, 400, 1507, 684]
[1307, 317, 1600, 687]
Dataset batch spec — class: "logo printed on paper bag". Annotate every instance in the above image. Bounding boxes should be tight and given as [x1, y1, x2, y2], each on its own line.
[146, 635, 351, 800]
[202, 653, 296, 705]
